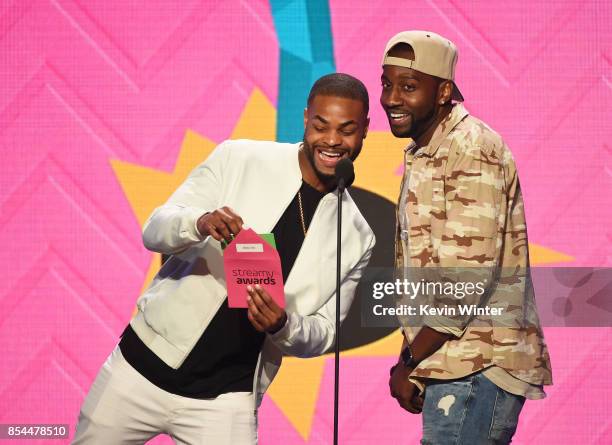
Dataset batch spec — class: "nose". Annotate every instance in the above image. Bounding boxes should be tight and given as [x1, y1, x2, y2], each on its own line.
[322, 129, 341, 147]
[381, 85, 402, 108]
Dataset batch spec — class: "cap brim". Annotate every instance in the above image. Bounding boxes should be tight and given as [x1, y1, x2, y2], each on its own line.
[451, 82, 464, 102]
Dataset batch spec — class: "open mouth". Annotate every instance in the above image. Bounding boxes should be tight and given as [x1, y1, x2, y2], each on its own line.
[315, 147, 348, 169]
[388, 112, 412, 126]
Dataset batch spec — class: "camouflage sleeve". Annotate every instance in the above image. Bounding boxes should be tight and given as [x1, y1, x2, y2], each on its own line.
[500, 151, 529, 268]
[425, 144, 505, 336]
[493, 151, 535, 330]
[439, 144, 503, 265]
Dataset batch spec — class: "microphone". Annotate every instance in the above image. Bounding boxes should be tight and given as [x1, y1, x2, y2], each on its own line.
[335, 158, 355, 193]
[332, 157, 353, 445]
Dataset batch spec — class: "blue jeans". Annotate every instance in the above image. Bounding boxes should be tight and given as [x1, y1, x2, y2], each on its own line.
[421, 371, 525, 445]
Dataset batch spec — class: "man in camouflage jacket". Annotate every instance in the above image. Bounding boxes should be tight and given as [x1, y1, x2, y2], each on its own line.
[381, 31, 552, 444]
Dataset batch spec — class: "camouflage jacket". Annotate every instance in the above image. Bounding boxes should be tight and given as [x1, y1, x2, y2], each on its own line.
[395, 104, 552, 387]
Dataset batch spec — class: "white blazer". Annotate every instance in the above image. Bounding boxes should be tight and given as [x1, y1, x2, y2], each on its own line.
[130, 139, 375, 407]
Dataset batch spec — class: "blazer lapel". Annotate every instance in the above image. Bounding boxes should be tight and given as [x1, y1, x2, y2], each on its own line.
[284, 191, 356, 315]
[233, 144, 302, 234]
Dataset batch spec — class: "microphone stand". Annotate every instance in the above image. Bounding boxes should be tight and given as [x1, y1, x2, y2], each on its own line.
[333, 179, 345, 445]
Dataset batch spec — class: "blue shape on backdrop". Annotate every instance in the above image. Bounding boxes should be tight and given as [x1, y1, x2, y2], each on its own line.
[270, 0, 336, 142]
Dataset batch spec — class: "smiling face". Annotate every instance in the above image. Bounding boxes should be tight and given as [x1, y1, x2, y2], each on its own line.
[301, 94, 369, 189]
[380, 44, 452, 144]
[380, 65, 440, 139]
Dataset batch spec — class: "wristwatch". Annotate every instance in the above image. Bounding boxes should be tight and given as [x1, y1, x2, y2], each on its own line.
[400, 345, 419, 369]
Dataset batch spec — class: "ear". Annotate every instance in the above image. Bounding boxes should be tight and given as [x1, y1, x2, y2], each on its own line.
[303, 107, 308, 128]
[363, 117, 370, 139]
[438, 81, 452, 105]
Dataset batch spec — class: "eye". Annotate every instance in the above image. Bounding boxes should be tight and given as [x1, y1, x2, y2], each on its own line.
[340, 129, 356, 136]
[313, 126, 325, 132]
[402, 84, 416, 92]
[381, 80, 391, 89]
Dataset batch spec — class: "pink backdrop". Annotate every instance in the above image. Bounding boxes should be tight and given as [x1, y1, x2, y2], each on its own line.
[1, 1, 611, 443]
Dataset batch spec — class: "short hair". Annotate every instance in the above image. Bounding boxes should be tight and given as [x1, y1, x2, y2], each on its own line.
[307, 73, 369, 115]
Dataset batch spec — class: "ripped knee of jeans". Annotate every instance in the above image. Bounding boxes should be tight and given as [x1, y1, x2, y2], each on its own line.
[436, 394, 456, 416]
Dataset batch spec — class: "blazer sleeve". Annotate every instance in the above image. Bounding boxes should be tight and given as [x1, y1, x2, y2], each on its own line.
[268, 233, 375, 357]
[141, 141, 231, 255]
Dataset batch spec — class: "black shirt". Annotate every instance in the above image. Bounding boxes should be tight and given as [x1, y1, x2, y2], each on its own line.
[120, 181, 324, 398]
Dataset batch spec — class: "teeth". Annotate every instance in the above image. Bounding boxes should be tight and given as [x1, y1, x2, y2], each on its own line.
[321, 150, 341, 157]
[390, 113, 408, 119]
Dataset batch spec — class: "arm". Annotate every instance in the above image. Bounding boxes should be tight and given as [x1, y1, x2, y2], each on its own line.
[422, 146, 504, 336]
[390, 146, 505, 413]
[142, 141, 231, 254]
[248, 234, 375, 357]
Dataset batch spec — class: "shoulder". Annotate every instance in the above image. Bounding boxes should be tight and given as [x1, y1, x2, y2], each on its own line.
[219, 139, 300, 161]
[448, 114, 517, 172]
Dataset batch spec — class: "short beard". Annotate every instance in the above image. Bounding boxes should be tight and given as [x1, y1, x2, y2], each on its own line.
[302, 137, 337, 186]
[407, 87, 445, 140]
[406, 106, 437, 140]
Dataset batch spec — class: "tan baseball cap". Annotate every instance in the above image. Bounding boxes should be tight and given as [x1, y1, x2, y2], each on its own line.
[382, 30, 464, 102]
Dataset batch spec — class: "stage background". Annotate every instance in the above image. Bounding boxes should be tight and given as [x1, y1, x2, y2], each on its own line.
[1, 0, 611, 443]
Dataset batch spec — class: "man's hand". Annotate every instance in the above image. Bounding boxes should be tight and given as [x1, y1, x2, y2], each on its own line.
[389, 363, 423, 414]
[197, 207, 244, 243]
[246, 285, 287, 334]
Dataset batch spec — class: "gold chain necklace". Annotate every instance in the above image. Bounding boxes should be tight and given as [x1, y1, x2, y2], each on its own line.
[297, 190, 307, 236]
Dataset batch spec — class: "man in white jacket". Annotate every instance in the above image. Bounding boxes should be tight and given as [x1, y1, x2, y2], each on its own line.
[73, 73, 375, 444]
